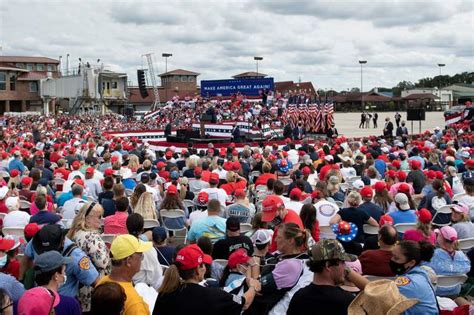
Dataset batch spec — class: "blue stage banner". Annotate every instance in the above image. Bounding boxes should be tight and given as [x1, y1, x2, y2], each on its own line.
[200, 78, 274, 97]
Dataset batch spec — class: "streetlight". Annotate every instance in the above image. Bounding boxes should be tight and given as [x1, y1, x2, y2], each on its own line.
[359, 60, 367, 111]
[162, 53, 172, 102]
[254, 56, 263, 76]
[438, 63, 445, 77]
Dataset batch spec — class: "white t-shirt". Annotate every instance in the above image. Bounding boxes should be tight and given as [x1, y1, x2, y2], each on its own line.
[200, 187, 227, 206]
[133, 245, 163, 290]
[284, 200, 304, 215]
[62, 197, 87, 220]
[3, 211, 30, 228]
[67, 170, 85, 181]
[340, 167, 357, 180]
[314, 200, 339, 226]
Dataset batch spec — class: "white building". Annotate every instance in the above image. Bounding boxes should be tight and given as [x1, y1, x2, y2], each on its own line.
[41, 65, 127, 115]
[402, 88, 453, 110]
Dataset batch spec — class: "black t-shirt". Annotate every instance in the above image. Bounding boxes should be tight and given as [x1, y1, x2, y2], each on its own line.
[338, 207, 370, 243]
[287, 283, 355, 315]
[153, 283, 244, 315]
[212, 235, 254, 259]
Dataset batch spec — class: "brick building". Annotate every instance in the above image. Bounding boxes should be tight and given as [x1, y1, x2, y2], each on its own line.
[159, 69, 200, 102]
[0, 56, 60, 113]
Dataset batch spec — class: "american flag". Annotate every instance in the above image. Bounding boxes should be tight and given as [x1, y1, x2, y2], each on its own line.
[324, 102, 334, 129]
[315, 103, 322, 132]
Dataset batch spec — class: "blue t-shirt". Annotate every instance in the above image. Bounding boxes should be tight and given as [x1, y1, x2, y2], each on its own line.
[187, 216, 226, 242]
[55, 294, 82, 315]
[155, 246, 175, 266]
[389, 210, 417, 225]
[25, 238, 99, 297]
[357, 202, 384, 223]
[395, 266, 438, 315]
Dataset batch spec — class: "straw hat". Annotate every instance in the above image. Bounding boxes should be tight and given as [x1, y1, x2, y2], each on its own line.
[348, 280, 418, 315]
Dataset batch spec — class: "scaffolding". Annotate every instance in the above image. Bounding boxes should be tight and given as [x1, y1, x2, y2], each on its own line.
[142, 53, 161, 111]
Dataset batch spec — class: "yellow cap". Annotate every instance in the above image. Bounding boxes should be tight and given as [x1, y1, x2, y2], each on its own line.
[110, 234, 153, 260]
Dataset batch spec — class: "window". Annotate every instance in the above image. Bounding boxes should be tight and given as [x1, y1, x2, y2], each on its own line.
[9, 74, 16, 91]
[29, 82, 38, 92]
[188, 76, 194, 82]
[26, 64, 34, 71]
[36, 64, 45, 71]
[181, 76, 186, 82]
[16, 63, 25, 69]
[0, 72, 6, 90]
[173, 75, 179, 82]
[47, 64, 55, 71]
[112, 82, 118, 89]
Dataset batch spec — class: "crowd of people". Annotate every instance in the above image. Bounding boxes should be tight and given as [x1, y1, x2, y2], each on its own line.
[0, 111, 472, 315]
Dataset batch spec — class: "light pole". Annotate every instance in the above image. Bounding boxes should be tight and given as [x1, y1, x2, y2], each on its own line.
[438, 63, 445, 77]
[162, 53, 172, 102]
[254, 56, 263, 76]
[59, 56, 62, 76]
[359, 60, 367, 111]
[66, 54, 70, 76]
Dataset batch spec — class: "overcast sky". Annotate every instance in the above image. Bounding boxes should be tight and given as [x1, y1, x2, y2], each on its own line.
[1, 0, 473, 91]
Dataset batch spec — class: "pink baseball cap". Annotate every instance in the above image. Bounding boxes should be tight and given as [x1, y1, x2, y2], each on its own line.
[450, 203, 469, 215]
[435, 226, 458, 242]
[18, 287, 60, 314]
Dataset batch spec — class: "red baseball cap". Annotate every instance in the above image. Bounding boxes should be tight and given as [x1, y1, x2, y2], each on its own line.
[372, 181, 386, 193]
[396, 171, 407, 181]
[88, 142, 95, 149]
[466, 160, 474, 168]
[228, 248, 251, 268]
[379, 214, 394, 226]
[409, 160, 421, 170]
[391, 160, 401, 169]
[360, 186, 373, 199]
[104, 169, 114, 176]
[73, 179, 85, 187]
[24, 223, 41, 239]
[0, 238, 16, 251]
[209, 173, 220, 184]
[72, 161, 81, 170]
[234, 189, 246, 199]
[175, 244, 212, 270]
[21, 177, 32, 186]
[302, 166, 311, 176]
[194, 167, 202, 175]
[165, 150, 173, 158]
[289, 188, 302, 201]
[232, 161, 241, 171]
[262, 195, 284, 222]
[157, 161, 166, 169]
[232, 149, 238, 156]
[398, 183, 411, 194]
[435, 171, 444, 180]
[111, 156, 119, 163]
[85, 167, 95, 174]
[417, 208, 432, 224]
[10, 169, 19, 178]
[425, 170, 436, 180]
[197, 191, 209, 205]
[167, 185, 178, 195]
[385, 170, 396, 179]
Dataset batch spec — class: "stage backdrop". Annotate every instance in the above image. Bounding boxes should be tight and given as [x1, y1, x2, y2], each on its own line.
[200, 78, 274, 97]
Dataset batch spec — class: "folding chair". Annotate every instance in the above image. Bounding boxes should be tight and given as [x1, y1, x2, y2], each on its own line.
[2, 227, 25, 238]
[214, 259, 228, 268]
[431, 205, 454, 227]
[0, 213, 5, 221]
[319, 225, 337, 240]
[19, 200, 31, 210]
[335, 201, 344, 208]
[143, 219, 160, 229]
[436, 275, 468, 289]
[394, 223, 417, 234]
[452, 193, 466, 203]
[160, 209, 187, 244]
[183, 199, 195, 213]
[0, 171, 10, 179]
[363, 224, 379, 235]
[125, 189, 134, 197]
[458, 238, 474, 252]
[364, 275, 396, 281]
[240, 223, 252, 233]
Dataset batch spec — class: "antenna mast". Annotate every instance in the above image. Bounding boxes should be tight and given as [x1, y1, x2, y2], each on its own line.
[143, 53, 160, 111]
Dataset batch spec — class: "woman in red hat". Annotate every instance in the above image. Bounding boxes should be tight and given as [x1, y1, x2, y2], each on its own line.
[403, 208, 436, 244]
[155, 244, 260, 315]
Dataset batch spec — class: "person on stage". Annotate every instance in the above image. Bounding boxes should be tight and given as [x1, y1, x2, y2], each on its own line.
[326, 123, 338, 139]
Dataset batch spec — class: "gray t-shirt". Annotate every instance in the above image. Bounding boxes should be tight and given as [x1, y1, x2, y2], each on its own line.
[453, 222, 474, 239]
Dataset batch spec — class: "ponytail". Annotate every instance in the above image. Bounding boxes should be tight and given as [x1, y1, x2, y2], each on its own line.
[219, 266, 231, 287]
[158, 264, 181, 295]
[432, 179, 445, 198]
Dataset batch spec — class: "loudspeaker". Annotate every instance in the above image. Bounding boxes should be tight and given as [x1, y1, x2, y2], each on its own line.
[137, 70, 148, 98]
[406, 108, 425, 121]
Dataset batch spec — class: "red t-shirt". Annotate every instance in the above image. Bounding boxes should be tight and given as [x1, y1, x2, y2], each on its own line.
[269, 209, 304, 253]
[255, 173, 276, 187]
[0, 200, 8, 214]
[0, 259, 20, 279]
[49, 152, 63, 164]
[359, 249, 395, 276]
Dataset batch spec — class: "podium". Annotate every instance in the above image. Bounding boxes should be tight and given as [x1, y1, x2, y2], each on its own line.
[200, 114, 213, 138]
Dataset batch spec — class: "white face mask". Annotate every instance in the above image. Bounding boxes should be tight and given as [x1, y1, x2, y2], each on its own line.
[59, 273, 67, 287]
[0, 255, 7, 268]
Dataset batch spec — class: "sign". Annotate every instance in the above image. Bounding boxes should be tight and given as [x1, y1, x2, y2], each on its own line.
[200, 78, 274, 97]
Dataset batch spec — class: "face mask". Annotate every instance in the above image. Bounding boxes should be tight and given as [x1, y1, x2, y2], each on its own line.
[0, 255, 7, 268]
[59, 273, 67, 287]
[389, 260, 409, 275]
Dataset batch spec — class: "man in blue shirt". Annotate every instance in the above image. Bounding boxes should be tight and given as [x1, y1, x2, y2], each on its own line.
[21, 224, 99, 298]
[389, 193, 417, 224]
[357, 187, 383, 223]
[187, 199, 226, 243]
[8, 151, 25, 175]
[29, 195, 62, 225]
